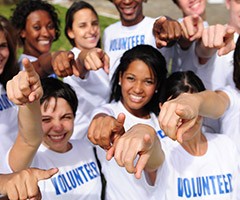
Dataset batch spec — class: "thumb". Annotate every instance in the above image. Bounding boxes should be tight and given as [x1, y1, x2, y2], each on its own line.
[35, 168, 59, 181]
[112, 113, 125, 132]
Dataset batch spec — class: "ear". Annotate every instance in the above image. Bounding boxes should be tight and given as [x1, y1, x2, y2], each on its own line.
[20, 29, 26, 38]
[67, 28, 75, 39]
[118, 72, 122, 85]
[225, 0, 231, 10]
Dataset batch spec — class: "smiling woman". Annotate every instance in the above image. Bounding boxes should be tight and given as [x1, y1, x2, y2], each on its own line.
[10, 0, 60, 72]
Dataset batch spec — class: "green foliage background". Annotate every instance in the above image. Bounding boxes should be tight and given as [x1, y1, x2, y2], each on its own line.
[0, 3, 117, 53]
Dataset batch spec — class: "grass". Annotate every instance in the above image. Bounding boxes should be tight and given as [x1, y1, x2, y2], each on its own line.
[0, 3, 118, 53]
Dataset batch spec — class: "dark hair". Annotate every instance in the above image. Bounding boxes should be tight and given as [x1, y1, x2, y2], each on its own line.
[10, 0, 60, 46]
[0, 15, 19, 89]
[172, 0, 178, 5]
[110, 44, 167, 115]
[233, 35, 240, 90]
[162, 71, 206, 102]
[65, 0, 101, 47]
[40, 78, 78, 117]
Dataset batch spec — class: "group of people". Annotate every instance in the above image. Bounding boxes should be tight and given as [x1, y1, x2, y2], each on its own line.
[0, 0, 239, 199]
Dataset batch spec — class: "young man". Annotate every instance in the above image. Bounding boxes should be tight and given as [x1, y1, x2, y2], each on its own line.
[104, 0, 202, 79]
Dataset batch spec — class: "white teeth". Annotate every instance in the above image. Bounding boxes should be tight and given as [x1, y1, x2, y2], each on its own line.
[50, 135, 64, 140]
[130, 94, 142, 101]
[39, 40, 50, 45]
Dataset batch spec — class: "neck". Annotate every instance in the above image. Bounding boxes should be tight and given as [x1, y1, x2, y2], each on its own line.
[181, 132, 207, 156]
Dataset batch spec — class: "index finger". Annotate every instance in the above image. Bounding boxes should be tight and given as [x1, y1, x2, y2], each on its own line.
[22, 58, 37, 76]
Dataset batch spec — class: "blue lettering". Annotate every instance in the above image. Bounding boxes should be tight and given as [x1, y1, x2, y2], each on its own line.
[191, 178, 197, 197]
[78, 166, 88, 182]
[227, 174, 233, 192]
[217, 175, 224, 194]
[73, 168, 84, 185]
[183, 178, 191, 198]
[66, 171, 77, 189]
[51, 177, 61, 195]
[202, 176, 210, 195]
[58, 175, 67, 193]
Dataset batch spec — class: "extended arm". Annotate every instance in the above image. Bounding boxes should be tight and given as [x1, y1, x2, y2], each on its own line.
[0, 168, 58, 200]
[7, 58, 43, 172]
[159, 90, 230, 142]
[112, 124, 164, 183]
[195, 24, 235, 64]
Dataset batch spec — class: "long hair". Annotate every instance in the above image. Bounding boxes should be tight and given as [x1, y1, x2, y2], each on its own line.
[65, 0, 101, 48]
[233, 35, 240, 90]
[110, 44, 168, 115]
[0, 15, 19, 89]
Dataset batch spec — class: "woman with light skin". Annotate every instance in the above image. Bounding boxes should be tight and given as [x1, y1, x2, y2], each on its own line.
[53, 0, 111, 140]
[6, 58, 102, 199]
[0, 15, 20, 174]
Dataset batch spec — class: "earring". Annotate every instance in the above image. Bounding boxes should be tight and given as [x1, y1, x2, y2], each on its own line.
[118, 81, 121, 86]
[155, 90, 158, 93]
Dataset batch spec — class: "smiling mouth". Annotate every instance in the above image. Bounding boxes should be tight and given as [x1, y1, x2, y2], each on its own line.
[48, 133, 66, 141]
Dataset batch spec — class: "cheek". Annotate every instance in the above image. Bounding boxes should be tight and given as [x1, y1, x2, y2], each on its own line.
[42, 122, 52, 134]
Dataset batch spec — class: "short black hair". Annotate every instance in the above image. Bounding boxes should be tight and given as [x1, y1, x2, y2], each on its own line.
[10, 0, 60, 46]
[40, 78, 78, 117]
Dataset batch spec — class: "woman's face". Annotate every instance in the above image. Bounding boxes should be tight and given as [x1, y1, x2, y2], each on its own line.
[20, 10, 56, 58]
[119, 60, 157, 118]
[177, 0, 206, 17]
[0, 31, 9, 75]
[67, 8, 100, 50]
[41, 97, 74, 153]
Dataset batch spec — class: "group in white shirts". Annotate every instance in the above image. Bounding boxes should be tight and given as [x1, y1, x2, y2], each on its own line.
[0, 0, 239, 199]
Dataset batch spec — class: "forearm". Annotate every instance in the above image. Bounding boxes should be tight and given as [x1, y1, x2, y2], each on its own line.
[9, 101, 42, 171]
[196, 90, 229, 118]
[18, 101, 43, 145]
[195, 40, 217, 64]
[32, 52, 54, 78]
[76, 50, 89, 78]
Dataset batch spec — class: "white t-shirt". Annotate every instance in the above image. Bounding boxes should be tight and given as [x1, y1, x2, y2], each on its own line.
[8, 139, 102, 200]
[91, 101, 160, 200]
[219, 85, 240, 154]
[18, 54, 38, 70]
[154, 133, 240, 200]
[103, 16, 172, 80]
[171, 20, 209, 74]
[63, 47, 110, 140]
[192, 33, 238, 91]
[0, 83, 18, 173]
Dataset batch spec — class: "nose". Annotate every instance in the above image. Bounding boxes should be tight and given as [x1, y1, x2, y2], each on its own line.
[88, 24, 97, 35]
[41, 27, 50, 37]
[133, 81, 143, 93]
[52, 120, 64, 132]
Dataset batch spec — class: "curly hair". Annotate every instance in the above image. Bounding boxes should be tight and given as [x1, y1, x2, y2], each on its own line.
[10, 0, 60, 46]
[0, 15, 19, 89]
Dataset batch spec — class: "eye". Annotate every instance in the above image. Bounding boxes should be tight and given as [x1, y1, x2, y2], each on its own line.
[92, 21, 99, 27]
[62, 114, 74, 121]
[145, 79, 154, 85]
[33, 25, 41, 31]
[78, 23, 87, 28]
[42, 117, 51, 123]
[47, 23, 55, 30]
[0, 42, 8, 49]
[126, 76, 135, 82]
